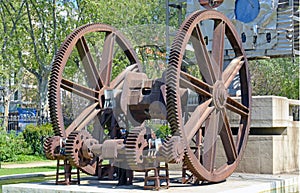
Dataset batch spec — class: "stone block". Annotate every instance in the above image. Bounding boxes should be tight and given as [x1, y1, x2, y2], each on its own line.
[260, 157, 273, 174]
[243, 157, 261, 173]
[228, 96, 292, 129]
[259, 138, 273, 159]
[233, 134, 299, 174]
[223, 96, 299, 174]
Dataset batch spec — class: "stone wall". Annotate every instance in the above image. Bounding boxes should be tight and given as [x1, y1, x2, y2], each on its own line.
[220, 96, 300, 174]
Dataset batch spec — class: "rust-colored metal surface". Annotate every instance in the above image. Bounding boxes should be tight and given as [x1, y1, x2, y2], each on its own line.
[167, 10, 251, 182]
[48, 23, 142, 139]
[199, 0, 224, 9]
[44, 136, 63, 160]
[65, 130, 99, 175]
[45, 9, 251, 189]
[125, 125, 158, 171]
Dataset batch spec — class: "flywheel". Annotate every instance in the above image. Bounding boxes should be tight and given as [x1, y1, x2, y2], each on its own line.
[49, 23, 142, 138]
[48, 23, 142, 173]
[166, 10, 251, 183]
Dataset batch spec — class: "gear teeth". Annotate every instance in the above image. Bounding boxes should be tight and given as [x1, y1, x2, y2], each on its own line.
[166, 9, 205, 181]
[124, 127, 156, 171]
[65, 130, 98, 175]
[161, 136, 185, 164]
[43, 136, 62, 160]
[166, 10, 251, 183]
[48, 23, 142, 140]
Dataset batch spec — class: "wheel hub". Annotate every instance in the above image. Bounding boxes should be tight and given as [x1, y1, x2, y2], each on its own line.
[213, 80, 228, 110]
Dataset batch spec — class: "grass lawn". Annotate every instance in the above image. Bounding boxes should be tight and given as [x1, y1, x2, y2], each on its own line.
[0, 165, 56, 193]
[1, 155, 48, 164]
[0, 166, 56, 176]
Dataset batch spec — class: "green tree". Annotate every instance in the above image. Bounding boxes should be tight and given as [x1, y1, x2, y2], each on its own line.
[74, 0, 165, 27]
[20, 0, 78, 117]
[0, 1, 26, 128]
[0, 1, 80, 120]
[0, 0, 168, 123]
[249, 57, 299, 99]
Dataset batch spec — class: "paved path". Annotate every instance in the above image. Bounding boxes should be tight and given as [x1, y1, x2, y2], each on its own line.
[1, 161, 56, 169]
[2, 172, 300, 193]
[1, 162, 299, 192]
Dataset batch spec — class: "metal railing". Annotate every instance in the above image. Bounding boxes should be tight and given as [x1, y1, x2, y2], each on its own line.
[0, 115, 49, 132]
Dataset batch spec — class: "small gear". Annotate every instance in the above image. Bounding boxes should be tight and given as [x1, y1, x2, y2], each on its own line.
[162, 136, 185, 164]
[65, 130, 99, 175]
[125, 126, 157, 170]
[44, 136, 63, 160]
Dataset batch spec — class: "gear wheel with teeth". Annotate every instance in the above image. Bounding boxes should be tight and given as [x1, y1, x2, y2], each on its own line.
[65, 130, 99, 175]
[44, 136, 64, 160]
[48, 23, 141, 139]
[162, 136, 185, 164]
[166, 10, 251, 182]
[45, 8, 252, 186]
[125, 126, 157, 171]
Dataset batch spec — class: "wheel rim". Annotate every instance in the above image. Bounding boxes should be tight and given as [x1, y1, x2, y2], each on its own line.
[166, 10, 251, 182]
[49, 23, 142, 140]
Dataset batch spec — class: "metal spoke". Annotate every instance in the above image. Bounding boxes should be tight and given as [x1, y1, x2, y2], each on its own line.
[222, 56, 244, 88]
[166, 10, 251, 182]
[65, 103, 100, 136]
[74, 109, 101, 132]
[195, 130, 203, 161]
[202, 109, 223, 172]
[225, 97, 249, 117]
[61, 78, 98, 101]
[115, 36, 140, 65]
[184, 99, 214, 141]
[100, 32, 115, 87]
[91, 114, 105, 143]
[219, 109, 237, 164]
[212, 20, 226, 80]
[236, 117, 249, 153]
[76, 36, 102, 89]
[191, 24, 218, 85]
[180, 71, 212, 98]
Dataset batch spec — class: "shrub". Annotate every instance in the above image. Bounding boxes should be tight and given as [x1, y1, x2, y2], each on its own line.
[155, 125, 171, 139]
[0, 130, 29, 162]
[22, 123, 53, 155]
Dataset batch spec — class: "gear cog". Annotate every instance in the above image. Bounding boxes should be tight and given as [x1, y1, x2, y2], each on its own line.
[44, 136, 63, 160]
[65, 130, 99, 175]
[162, 136, 185, 164]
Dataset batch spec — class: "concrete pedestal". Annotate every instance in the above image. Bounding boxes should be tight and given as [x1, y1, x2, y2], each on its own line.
[223, 96, 300, 174]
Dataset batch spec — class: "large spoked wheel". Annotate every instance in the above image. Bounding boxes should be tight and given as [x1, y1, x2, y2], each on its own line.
[48, 23, 141, 174]
[166, 10, 251, 182]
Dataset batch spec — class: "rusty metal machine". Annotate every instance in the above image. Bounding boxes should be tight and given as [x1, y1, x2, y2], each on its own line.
[44, 1, 252, 189]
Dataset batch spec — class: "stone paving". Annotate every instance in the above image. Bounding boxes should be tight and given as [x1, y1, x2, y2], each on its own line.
[1, 161, 299, 192]
[2, 170, 300, 193]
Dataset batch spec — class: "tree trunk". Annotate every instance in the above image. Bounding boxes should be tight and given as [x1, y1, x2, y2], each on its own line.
[37, 73, 49, 124]
[3, 96, 10, 131]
